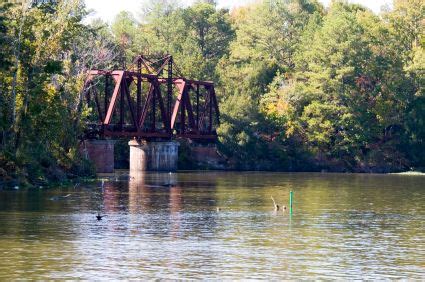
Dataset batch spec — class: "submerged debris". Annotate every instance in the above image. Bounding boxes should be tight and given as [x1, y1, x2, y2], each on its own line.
[50, 194, 72, 201]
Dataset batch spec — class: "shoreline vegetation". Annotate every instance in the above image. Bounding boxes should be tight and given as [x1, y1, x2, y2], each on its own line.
[0, 0, 424, 187]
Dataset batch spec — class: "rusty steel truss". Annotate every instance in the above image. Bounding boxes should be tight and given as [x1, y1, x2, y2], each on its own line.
[83, 55, 220, 141]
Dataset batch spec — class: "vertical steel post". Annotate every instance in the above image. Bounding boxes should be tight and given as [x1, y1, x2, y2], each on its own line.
[120, 77, 124, 131]
[104, 74, 109, 118]
[181, 89, 185, 134]
[196, 84, 200, 132]
[137, 57, 142, 123]
[152, 85, 156, 132]
[167, 56, 173, 136]
[209, 88, 213, 133]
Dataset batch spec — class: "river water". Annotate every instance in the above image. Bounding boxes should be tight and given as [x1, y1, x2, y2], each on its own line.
[0, 172, 424, 279]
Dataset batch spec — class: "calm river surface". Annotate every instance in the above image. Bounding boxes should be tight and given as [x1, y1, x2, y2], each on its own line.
[0, 172, 424, 279]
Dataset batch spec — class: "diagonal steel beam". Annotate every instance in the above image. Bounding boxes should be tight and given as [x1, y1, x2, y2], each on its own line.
[104, 71, 124, 125]
[139, 83, 155, 129]
[171, 80, 186, 129]
[123, 77, 138, 131]
[153, 81, 170, 131]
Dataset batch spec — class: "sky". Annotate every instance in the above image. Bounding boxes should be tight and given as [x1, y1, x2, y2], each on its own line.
[84, 0, 393, 23]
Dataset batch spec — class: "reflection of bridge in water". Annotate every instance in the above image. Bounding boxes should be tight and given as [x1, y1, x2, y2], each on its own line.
[81, 55, 221, 173]
[100, 173, 219, 238]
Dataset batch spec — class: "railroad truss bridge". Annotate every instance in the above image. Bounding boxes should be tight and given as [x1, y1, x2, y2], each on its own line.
[81, 55, 221, 173]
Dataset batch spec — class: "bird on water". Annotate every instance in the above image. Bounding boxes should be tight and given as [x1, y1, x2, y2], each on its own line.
[162, 183, 176, 188]
[96, 213, 107, 221]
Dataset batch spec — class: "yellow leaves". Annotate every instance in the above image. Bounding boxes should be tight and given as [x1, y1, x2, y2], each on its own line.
[236, 131, 249, 146]
[42, 82, 57, 102]
[263, 98, 290, 117]
[80, 103, 93, 120]
[276, 99, 290, 115]
[287, 1, 302, 14]
[284, 120, 297, 138]
[229, 2, 259, 26]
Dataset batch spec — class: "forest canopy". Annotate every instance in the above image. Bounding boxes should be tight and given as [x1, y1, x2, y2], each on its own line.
[0, 0, 424, 185]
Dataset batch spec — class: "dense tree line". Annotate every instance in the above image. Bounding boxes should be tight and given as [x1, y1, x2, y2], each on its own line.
[217, 0, 422, 172]
[111, 0, 423, 172]
[0, 0, 423, 186]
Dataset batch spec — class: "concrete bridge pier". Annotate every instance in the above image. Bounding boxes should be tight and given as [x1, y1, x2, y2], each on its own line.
[129, 140, 179, 172]
[81, 139, 115, 173]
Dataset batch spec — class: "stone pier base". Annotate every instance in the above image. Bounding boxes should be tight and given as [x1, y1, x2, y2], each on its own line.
[81, 140, 115, 173]
[129, 140, 179, 172]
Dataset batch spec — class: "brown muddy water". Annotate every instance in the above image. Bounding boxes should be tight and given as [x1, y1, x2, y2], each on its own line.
[0, 172, 424, 279]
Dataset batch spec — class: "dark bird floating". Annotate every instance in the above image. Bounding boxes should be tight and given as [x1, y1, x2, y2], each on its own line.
[161, 183, 176, 188]
[96, 213, 107, 221]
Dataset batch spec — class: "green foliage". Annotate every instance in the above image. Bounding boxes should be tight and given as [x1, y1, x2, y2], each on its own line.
[180, 2, 234, 79]
[250, 0, 424, 171]
[133, 0, 234, 80]
[111, 11, 140, 65]
[215, 0, 423, 171]
[216, 0, 323, 169]
[0, 0, 11, 70]
[0, 0, 104, 186]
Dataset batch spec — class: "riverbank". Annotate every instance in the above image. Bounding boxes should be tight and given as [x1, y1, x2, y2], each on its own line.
[0, 152, 95, 190]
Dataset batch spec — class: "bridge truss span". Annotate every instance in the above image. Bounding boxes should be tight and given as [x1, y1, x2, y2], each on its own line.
[83, 55, 220, 142]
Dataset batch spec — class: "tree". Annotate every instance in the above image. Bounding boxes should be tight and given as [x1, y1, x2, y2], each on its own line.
[0, 0, 120, 184]
[386, 0, 425, 168]
[0, 0, 11, 70]
[387, 0, 424, 59]
[216, 0, 323, 169]
[111, 11, 139, 65]
[178, 2, 234, 80]
[0, 0, 12, 149]
[140, 0, 184, 54]
[265, 1, 420, 171]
